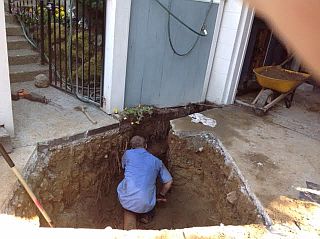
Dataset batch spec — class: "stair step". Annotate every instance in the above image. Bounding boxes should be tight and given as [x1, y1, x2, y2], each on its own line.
[10, 63, 48, 83]
[8, 49, 39, 65]
[0, 127, 12, 153]
[6, 23, 23, 36]
[6, 36, 30, 50]
[5, 13, 17, 24]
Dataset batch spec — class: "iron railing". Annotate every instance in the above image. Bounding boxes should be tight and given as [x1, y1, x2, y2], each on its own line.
[9, 0, 106, 106]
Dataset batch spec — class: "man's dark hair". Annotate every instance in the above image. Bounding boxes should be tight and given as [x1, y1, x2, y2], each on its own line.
[130, 136, 146, 149]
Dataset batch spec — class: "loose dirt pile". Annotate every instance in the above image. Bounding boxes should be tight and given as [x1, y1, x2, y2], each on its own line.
[259, 67, 305, 81]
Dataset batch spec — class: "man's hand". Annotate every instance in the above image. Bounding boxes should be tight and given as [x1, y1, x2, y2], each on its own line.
[157, 180, 172, 202]
[156, 193, 167, 202]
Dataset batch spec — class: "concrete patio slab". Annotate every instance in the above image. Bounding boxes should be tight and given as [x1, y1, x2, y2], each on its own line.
[10, 81, 118, 148]
[266, 83, 320, 141]
[170, 104, 320, 229]
[238, 83, 320, 141]
[1, 81, 118, 209]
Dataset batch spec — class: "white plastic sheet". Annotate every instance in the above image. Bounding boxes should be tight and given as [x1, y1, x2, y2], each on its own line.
[189, 113, 217, 128]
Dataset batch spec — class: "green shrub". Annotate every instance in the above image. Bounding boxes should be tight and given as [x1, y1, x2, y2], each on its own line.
[72, 51, 102, 83]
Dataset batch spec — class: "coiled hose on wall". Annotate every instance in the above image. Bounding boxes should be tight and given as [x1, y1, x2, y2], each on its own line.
[154, 0, 214, 56]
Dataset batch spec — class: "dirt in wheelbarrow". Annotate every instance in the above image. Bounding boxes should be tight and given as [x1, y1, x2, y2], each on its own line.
[260, 67, 305, 81]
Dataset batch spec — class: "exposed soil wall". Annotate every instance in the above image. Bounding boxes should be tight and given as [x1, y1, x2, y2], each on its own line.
[3, 104, 261, 229]
[4, 105, 211, 228]
[120, 104, 214, 162]
[4, 129, 130, 228]
[167, 134, 261, 227]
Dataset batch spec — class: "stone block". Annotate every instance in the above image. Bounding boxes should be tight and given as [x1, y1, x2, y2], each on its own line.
[34, 74, 50, 88]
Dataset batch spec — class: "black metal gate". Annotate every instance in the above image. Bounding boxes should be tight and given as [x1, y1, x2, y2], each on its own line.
[9, 0, 106, 106]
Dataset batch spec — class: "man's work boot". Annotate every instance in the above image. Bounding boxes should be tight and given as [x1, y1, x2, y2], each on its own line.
[123, 210, 137, 230]
[139, 208, 155, 224]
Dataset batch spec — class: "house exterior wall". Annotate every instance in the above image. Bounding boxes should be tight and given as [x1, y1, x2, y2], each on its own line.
[124, 0, 219, 108]
[0, 2, 14, 136]
[102, 0, 252, 112]
[205, 0, 253, 105]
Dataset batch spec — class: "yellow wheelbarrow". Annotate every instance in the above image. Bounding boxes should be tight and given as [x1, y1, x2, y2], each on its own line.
[237, 66, 310, 116]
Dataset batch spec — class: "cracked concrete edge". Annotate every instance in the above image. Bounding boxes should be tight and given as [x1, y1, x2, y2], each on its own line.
[170, 122, 273, 227]
[42, 128, 121, 153]
[205, 134, 273, 227]
[0, 146, 38, 213]
[36, 123, 120, 151]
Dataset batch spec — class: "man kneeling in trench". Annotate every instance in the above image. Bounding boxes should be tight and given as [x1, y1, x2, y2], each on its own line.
[117, 135, 173, 230]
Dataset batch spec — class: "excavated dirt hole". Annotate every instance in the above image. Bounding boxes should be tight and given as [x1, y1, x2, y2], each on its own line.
[6, 105, 262, 229]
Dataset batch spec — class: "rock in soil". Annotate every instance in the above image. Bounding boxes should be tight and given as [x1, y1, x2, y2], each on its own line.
[227, 191, 238, 204]
[34, 74, 50, 88]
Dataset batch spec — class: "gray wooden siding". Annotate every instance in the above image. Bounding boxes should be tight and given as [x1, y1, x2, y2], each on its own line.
[125, 0, 219, 107]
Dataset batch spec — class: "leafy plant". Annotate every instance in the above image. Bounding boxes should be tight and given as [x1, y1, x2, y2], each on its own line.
[121, 105, 154, 125]
[78, 0, 104, 11]
[16, 6, 41, 26]
[54, 6, 66, 21]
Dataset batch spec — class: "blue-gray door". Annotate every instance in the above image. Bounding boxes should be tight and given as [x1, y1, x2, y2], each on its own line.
[125, 0, 219, 107]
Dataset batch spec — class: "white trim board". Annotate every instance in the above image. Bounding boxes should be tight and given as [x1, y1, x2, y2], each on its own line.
[102, 0, 132, 114]
[0, 2, 14, 136]
[201, 0, 225, 101]
[205, 1, 254, 105]
[223, 6, 254, 104]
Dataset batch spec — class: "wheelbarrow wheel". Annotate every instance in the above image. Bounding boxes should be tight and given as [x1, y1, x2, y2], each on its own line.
[254, 89, 274, 116]
[285, 97, 292, 108]
[284, 90, 296, 108]
[254, 108, 266, 116]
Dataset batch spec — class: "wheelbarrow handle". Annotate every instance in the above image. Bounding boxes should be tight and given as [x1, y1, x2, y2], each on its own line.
[0, 143, 15, 168]
[279, 54, 294, 67]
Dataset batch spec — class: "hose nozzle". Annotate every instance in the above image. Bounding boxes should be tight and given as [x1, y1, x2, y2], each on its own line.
[201, 24, 208, 36]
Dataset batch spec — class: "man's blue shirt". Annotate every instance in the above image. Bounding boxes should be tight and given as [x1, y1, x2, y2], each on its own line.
[117, 148, 172, 213]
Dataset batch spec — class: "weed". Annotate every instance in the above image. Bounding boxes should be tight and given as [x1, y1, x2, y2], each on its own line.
[121, 105, 154, 124]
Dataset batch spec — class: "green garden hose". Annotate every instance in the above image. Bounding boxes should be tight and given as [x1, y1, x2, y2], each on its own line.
[155, 0, 213, 56]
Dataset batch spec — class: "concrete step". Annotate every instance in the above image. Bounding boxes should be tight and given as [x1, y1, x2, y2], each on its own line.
[6, 36, 30, 50]
[6, 23, 23, 36]
[5, 13, 17, 24]
[0, 127, 12, 153]
[10, 63, 48, 83]
[8, 49, 39, 65]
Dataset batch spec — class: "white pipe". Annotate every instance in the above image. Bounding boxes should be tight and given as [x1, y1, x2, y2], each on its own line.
[296, 187, 320, 196]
